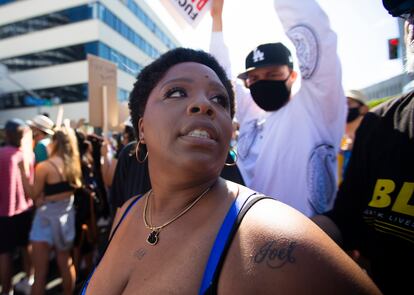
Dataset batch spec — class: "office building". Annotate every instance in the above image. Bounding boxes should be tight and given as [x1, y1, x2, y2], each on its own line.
[0, 0, 180, 125]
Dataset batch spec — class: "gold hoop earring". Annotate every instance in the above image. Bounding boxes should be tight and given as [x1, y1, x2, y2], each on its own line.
[135, 141, 148, 163]
[225, 149, 237, 167]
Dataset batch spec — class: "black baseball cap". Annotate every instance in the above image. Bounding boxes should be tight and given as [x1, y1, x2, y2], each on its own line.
[383, 0, 414, 17]
[237, 43, 293, 80]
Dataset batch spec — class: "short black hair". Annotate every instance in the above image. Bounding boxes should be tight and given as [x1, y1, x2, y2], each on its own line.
[383, 0, 414, 17]
[5, 126, 25, 147]
[5, 119, 26, 147]
[129, 47, 235, 137]
[124, 125, 135, 142]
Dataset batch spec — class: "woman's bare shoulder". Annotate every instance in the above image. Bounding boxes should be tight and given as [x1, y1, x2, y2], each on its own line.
[34, 160, 50, 177]
[110, 193, 146, 234]
[218, 197, 381, 295]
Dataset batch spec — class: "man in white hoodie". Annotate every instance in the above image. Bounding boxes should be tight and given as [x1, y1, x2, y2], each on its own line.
[210, 0, 346, 217]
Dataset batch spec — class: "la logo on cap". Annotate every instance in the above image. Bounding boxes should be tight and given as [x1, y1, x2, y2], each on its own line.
[252, 48, 264, 63]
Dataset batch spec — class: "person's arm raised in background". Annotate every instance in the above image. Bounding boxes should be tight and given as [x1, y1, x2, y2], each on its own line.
[209, 0, 265, 127]
[210, 0, 230, 76]
[100, 138, 117, 188]
[275, 0, 346, 139]
[18, 160, 47, 201]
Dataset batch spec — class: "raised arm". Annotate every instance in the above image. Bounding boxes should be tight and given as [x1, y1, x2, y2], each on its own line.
[18, 160, 47, 200]
[100, 139, 117, 188]
[209, 0, 265, 126]
[211, 0, 223, 32]
[274, 0, 346, 129]
[209, 0, 232, 79]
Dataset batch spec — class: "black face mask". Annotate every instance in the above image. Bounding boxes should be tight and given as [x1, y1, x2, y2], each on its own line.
[249, 79, 291, 112]
[346, 107, 360, 123]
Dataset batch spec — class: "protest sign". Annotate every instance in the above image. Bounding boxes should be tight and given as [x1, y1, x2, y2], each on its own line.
[160, 0, 211, 28]
[87, 54, 118, 133]
[55, 105, 64, 128]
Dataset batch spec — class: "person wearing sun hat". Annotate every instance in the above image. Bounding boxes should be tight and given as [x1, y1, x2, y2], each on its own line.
[27, 114, 54, 164]
[337, 89, 370, 182]
[343, 89, 369, 145]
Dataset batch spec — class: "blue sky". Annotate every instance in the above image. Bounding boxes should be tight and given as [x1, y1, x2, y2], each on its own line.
[148, 0, 403, 90]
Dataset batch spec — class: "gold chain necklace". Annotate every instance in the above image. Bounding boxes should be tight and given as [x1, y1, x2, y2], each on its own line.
[143, 184, 213, 245]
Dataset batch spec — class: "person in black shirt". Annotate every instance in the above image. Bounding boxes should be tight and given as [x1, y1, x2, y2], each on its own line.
[312, 1, 414, 293]
[109, 141, 150, 211]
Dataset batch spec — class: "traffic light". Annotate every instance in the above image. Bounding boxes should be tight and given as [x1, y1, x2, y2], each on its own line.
[388, 38, 399, 59]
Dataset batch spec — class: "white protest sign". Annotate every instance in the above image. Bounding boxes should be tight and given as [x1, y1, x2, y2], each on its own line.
[87, 54, 118, 132]
[160, 0, 211, 28]
[55, 105, 64, 128]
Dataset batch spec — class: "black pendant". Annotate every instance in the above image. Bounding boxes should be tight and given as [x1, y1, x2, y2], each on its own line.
[147, 230, 159, 245]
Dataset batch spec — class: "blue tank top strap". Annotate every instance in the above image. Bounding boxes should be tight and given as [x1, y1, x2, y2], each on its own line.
[80, 194, 144, 295]
[199, 191, 270, 295]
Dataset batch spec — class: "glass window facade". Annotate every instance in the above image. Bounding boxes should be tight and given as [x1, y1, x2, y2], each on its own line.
[0, 4, 95, 39]
[95, 3, 160, 58]
[0, 1, 166, 110]
[98, 42, 142, 76]
[121, 0, 176, 49]
[0, 83, 88, 110]
[0, 43, 97, 72]
[0, 0, 15, 5]
[0, 83, 131, 110]
[118, 88, 130, 102]
[0, 2, 173, 58]
[0, 0, 177, 49]
[0, 41, 142, 76]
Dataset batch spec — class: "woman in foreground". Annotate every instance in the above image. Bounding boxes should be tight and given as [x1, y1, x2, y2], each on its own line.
[81, 48, 381, 294]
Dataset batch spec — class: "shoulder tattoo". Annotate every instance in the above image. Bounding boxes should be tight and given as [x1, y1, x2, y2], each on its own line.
[254, 239, 297, 269]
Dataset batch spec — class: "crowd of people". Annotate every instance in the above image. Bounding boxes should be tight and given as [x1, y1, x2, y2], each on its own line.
[0, 0, 413, 294]
[0, 114, 134, 294]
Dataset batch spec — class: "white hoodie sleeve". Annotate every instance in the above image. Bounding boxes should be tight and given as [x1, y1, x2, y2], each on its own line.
[209, 32, 265, 126]
[209, 31, 233, 79]
[274, 0, 346, 142]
